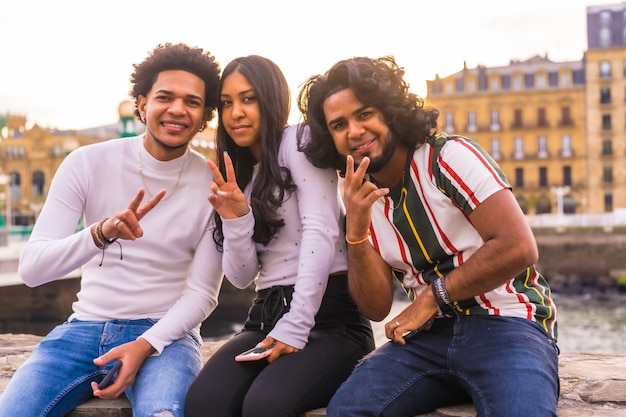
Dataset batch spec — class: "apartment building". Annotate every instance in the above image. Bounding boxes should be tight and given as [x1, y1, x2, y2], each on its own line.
[426, 56, 585, 215]
[426, 2, 626, 215]
[0, 102, 215, 226]
[585, 2, 626, 213]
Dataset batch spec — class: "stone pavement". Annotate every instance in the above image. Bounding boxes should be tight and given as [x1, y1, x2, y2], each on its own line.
[1, 334, 625, 416]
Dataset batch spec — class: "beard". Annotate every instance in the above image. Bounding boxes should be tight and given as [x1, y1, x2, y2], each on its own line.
[359, 131, 397, 174]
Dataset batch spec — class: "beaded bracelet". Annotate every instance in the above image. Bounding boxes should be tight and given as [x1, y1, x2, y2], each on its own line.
[431, 276, 456, 316]
[91, 223, 106, 249]
[92, 218, 118, 249]
[345, 230, 370, 245]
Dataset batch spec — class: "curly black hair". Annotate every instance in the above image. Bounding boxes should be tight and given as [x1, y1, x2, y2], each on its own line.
[129, 43, 221, 128]
[296, 56, 439, 174]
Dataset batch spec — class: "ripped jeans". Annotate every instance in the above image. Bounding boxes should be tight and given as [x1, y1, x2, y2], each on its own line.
[0, 318, 202, 417]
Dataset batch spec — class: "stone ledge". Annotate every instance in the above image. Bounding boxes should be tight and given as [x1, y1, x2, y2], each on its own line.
[1, 334, 625, 416]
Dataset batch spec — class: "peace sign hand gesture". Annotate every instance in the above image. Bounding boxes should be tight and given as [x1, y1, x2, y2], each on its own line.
[207, 152, 250, 219]
[98, 188, 166, 242]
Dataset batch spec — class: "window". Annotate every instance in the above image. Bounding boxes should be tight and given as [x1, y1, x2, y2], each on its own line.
[456, 78, 464, 93]
[466, 111, 477, 132]
[561, 134, 572, 157]
[517, 196, 528, 214]
[600, 87, 612, 104]
[539, 167, 548, 187]
[536, 74, 546, 88]
[600, 28, 611, 46]
[514, 167, 524, 188]
[490, 138, 501, 160]
[513, 109, 523, 128]
[600, 10, 612, 25]
[602, 114, 612, 130]
[563, 194, 577, 214]
[31, 171, 45, 198]
[9, 172, 21, 201]
[490, 110, 500, 131]
[561, 106, 572, 125]
[5, 146, 25, 160]
[501, 74, 510, 90]
[563, 166, 572, 187]
[537, 108, 547, 127]
[490, 77, 498, 91]
[605, 192, 613, 212]
[603, 165, 613, 183]
[513, 137, 524, 159]
[600, 27, 611, 47]
[467, 79, 475, 92]
[513, 75, 522, 90]
[600, 60, 612, 77]
[561, 72, 570, 87]
[444, 112, 455, 132]
[602, 140, 613, 156]
[445, 81, 454, 94]
[537, 136, 548, 158]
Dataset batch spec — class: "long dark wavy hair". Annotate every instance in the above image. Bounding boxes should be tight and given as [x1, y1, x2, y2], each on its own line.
[296, 56, 439, 174]
[212, 55, 295, 248]
[129, 42, 221, 129]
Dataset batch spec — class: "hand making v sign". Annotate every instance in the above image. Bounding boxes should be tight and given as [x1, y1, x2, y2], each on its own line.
[206, 152, 250, 219]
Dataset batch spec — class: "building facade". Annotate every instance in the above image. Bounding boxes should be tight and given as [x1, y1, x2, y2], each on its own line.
[585, 2, 626, 213]
[426, 1, 626, 215]
[0, 102, 216, 226]
[426, 56, 586, 215]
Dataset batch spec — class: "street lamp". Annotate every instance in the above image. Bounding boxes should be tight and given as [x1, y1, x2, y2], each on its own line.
[118, 100, 137, 138]
[550, 185, 570, 217]
[551, 185, 570, 231]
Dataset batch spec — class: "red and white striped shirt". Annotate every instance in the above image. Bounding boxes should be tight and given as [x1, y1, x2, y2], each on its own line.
[368, 133, 557, 338]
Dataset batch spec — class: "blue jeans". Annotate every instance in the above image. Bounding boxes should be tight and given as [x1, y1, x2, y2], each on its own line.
[327, 315, 560, 417]
[0, 319, 202, 417]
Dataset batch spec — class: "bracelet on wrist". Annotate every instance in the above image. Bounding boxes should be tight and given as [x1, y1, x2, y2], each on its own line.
[345, 230, 370, 245]
[93, 218, 118, 249]
[431, 276, 455, 316]
[91, 224, 106, 249]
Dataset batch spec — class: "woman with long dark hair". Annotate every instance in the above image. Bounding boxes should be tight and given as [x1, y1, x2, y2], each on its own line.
[184, 55, 374, 417]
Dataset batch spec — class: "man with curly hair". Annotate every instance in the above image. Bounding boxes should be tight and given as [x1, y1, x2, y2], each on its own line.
[297, 56, 559, 417]
[0, 43, 223, 417]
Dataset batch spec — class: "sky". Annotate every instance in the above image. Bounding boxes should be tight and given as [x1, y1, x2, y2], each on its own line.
[0, 0, 615, 130]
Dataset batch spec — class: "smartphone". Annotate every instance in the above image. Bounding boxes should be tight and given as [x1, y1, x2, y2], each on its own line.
[234, 343, 276, 362]
[98, 361, 122, 389]
[401, 318, 434, 340]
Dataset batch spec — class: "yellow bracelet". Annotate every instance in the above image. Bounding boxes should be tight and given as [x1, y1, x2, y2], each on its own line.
[345, 230, 371, 245]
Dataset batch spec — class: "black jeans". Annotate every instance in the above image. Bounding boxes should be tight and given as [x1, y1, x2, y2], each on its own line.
[185, 275, 374, 417]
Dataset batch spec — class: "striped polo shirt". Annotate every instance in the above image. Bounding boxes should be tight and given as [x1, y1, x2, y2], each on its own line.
[368, 132, 557, 338]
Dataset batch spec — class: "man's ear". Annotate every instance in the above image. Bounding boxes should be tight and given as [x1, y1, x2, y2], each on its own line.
[137, 96, 147, 122]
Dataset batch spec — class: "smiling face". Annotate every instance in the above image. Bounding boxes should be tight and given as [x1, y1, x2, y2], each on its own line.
[323, 88, 397, 173]
[137, 69, 209, 160]
[219, 70, 262, 161]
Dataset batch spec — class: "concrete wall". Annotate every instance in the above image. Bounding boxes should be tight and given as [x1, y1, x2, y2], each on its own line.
[534, 230, 626, 294]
